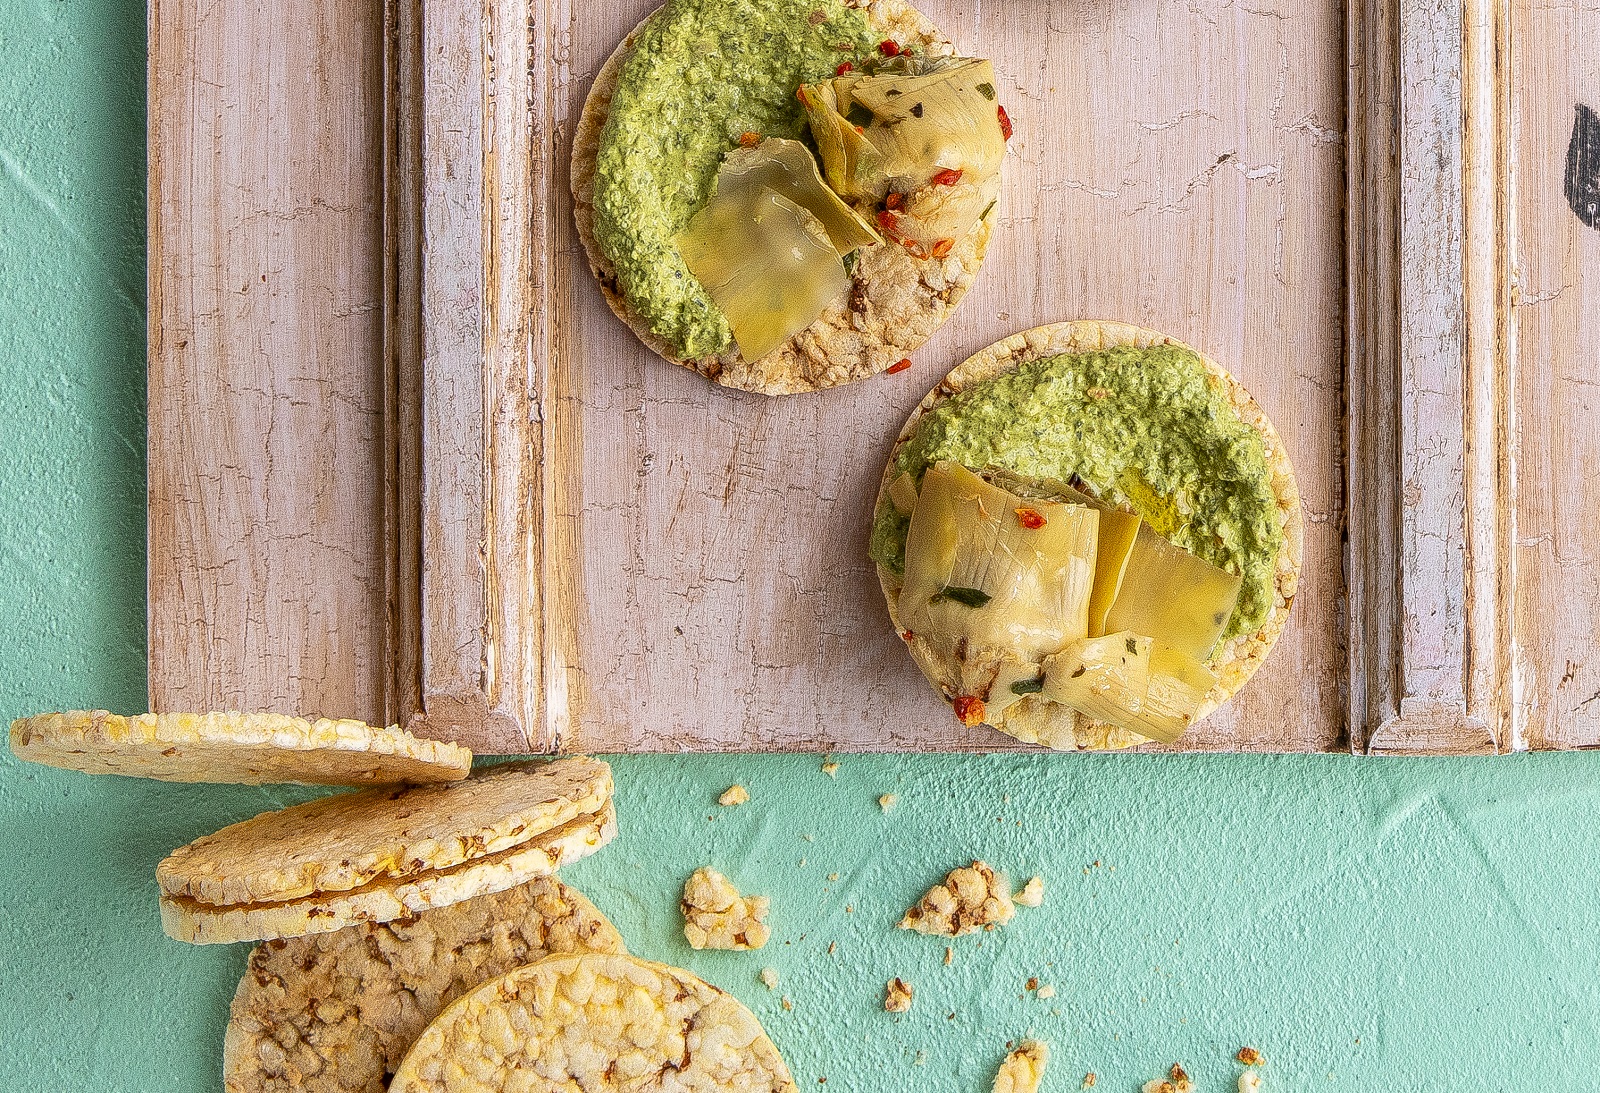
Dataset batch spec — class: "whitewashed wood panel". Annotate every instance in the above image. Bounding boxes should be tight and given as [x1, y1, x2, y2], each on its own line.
[147, 0, 395, 724]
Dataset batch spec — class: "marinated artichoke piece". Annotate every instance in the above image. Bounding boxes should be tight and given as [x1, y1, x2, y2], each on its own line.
[899, 462, 1098, 725]
[676, 185, 846, 362]
[800, 58, 1007, 252]
[715, 138, 881, 254]
[1086, 509, 1142, 637]
[1041, 633, 1218, 745]
[1104, 522, 1243, 661]
[887, 470, 920, 516]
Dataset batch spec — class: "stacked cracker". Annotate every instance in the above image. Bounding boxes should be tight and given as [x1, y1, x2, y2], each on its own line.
[10, 711, 797, 1092]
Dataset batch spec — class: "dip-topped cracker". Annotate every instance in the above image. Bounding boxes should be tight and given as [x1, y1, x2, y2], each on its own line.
[8, 710, 471, 785]
[389, 953, 798, 1093]
[572, 0, 1008, 393]
[157, 758, 615, 945]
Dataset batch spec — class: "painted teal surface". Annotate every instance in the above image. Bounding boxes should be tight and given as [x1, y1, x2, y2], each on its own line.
[3, 4, 1600, 1092]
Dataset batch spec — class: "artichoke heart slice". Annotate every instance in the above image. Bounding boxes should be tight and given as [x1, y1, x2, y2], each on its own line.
[887, 471, 920, 516]
[1041, 633, 1218, 745]
[901, 461, 1098, 666]
[800, 57, 1006, 245]
[714, 138, 881, 254]
[676, 185, 847, 363]
[1104, 523, 1243, 662]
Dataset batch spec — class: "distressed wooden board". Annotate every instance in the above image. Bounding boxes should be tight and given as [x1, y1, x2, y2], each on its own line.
[533, 0, 1347, 752]
[147, 0, 401, 723]
[148, 0, 1596, 754]
[1509, 0, 1600, 749]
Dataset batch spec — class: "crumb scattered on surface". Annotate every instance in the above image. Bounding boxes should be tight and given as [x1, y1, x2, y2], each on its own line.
[1025, 976, 1039, 991]
[1082, 1074, 1096, 1089]
[1037, 983, 1056, 999]
[879, 793, 898, 811]
[827, 872, 840, 882]
[900, 861, 1016, 936]
[1142, 1063, 1195, 1093]
[1015, 876, 1044, 907]
[760, 967, 779, 990]
[990, 1040, 1049, 1093]
[1237, 1047, 1264, 1066]
[1239, 1072, 1262, 1093]
[885, 977, 913, 1012]
[828, 941, 837, 954]
[914, 1050, 927, 1066]
[944, 946, 954, 965]
[781, 996, 793, 1011]
[681, 867, 771, 950]
[821, 760, 839, 777]
[718, 784, 750, 806]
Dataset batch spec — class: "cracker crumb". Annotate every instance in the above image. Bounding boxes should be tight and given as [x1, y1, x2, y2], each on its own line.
[1025, 976, 1039, 991]
[1015, 875, 1045, 907]
[828, 941, 837, 954]
[827, 872, 840, 882]
[1037, 984, 1056, 999]
[991, 1039, 1049, 1093]
[899, 861, 1016, 936]
[944, 946, 954, 965]
[681, 867, 771, 950]
[781, 996, 793, 1011]
[821, 760, 840, 777]
[719, 784, 751, 806]
[1239, 1072, 1262, 1093]
[1082, 1074, 1096, 1089]
[879, 793, 898, 811]
[760, 967, 779, 990]
[1237, 1047, 1264, 1066]
[1141, 1063, 1195, 1093]
[885, 977, 914, 1012]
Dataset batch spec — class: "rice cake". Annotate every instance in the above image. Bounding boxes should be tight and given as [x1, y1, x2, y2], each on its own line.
[572, 0, 995, 394]
[223, 876, 626, 1093]
[8, 710, 470, 785]
[389, 953, 798, 1093]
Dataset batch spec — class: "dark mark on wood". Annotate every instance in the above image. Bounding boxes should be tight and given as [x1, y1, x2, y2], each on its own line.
[1566, 103, 1600, 229]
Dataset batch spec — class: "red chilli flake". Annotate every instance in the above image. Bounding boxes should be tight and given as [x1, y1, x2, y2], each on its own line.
[931, 167, 964, 187]
[1015, 507, 1046, 530]
[952, 695, 986, 726]
[879, 38, 901, 56]
[836, 61, 854, 75]
[887, 358, 913, 374]
[876, 209, 900, 234]
[885, 191, 905, 210]
[738, 131, 761, 147]
[901, 629, 915, 642]
[997, 104, 1014, 140]
[930, 238, 954, 259]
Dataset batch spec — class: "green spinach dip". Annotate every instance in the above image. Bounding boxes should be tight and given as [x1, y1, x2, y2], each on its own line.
[593, 0, 877, 360]
[870, 344, 1284, 641]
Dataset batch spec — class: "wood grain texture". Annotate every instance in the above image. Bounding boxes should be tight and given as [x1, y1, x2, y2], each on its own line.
[1345, 0, 1509, 755]
[1509, 0, 1600, 749]
[537, 0, 1348, 752]
[147, 0, 393, 723]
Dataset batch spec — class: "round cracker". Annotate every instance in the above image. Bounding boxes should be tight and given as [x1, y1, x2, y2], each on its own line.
[571, 0, 994, 395]
[875, 319, 1304, 751]
[161, 804, 618, 946]
[390, 953, 798, 1093]
[7, 710, 471, 786]
[222, 876, 626, 1093]
[157, 757, 612, 907]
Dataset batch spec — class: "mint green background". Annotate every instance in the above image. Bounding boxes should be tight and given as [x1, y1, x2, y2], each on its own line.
[4, 4, 1600, 1091]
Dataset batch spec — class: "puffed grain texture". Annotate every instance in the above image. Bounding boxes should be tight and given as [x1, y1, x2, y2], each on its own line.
[388, 953, 799, 1093]
[8, 710, 471, 785]
[899, 860, 1015, 936]
[223, 877, 626, 1093]
[161, 807, 617, 945]
[158, 757, 611, 907]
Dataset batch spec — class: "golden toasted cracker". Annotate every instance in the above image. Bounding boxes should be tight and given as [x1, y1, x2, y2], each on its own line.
[571, 0, 993, 394]
[222, 876, 625, 1093]
[157, 757, 611, 908]
[390, 953, 798, 1093]
[899, 860, 1015, 936]
[8, 710, 471, 786]
[161, 805, 617, 946]
[876, 320, 1304, 751]
[992, 1041, 1050, 1093]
